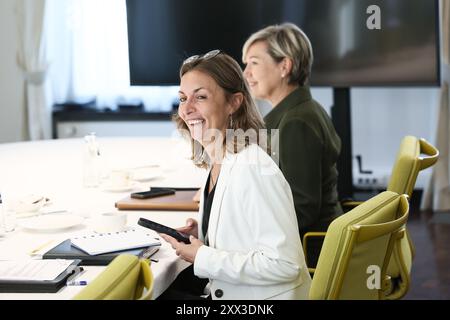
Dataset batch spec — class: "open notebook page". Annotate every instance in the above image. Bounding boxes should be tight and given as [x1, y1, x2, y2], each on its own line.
[0, 259, 75, 281]
[70, 228, 160, 255]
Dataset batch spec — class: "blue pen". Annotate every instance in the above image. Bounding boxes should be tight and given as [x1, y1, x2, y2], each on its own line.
[67, 280, 88, 286]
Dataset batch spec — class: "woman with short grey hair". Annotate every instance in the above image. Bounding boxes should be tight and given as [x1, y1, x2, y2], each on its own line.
[243, 23, 343, 268]
[242, 22, 313, 87]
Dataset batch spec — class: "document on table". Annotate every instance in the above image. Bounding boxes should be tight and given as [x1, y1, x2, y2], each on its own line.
[70, 228, 160, 255]
[0, 259, 75, 281]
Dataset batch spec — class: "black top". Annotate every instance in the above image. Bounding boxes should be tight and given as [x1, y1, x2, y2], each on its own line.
[202, 173, 217, 244]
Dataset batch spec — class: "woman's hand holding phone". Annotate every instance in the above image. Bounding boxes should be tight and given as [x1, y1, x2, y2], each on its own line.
[159, 233, 203, 264]
[176, 218, 198, 238]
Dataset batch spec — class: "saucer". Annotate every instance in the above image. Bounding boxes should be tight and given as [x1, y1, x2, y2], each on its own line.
[15, 210, 42, 219]
[130, 168, 162, 182]
[18, 214, 84, 232]
[101, 181, 141, 192]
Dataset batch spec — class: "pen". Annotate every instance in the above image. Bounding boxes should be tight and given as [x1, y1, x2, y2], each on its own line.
[67, 280, 88, 286]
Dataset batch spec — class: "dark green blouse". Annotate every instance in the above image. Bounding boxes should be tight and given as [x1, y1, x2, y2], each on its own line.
[264, 87, 343, 234]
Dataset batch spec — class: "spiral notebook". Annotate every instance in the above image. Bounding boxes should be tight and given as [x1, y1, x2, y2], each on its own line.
[70, 228, 161, 255]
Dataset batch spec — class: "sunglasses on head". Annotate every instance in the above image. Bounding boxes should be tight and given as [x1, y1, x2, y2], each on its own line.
[183, 49, 222, 65]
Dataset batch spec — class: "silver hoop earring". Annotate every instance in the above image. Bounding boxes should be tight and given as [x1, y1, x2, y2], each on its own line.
[229, 114, 234, 129]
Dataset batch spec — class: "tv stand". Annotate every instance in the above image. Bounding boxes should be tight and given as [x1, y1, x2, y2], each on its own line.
[331, 87, 354, 200]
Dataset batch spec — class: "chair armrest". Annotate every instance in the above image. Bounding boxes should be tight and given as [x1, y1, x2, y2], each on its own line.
[302, 232, 327, 267]
[419, 138, 439, 170]
[341, 200, 364, 210]
[138, 259, 154, 300]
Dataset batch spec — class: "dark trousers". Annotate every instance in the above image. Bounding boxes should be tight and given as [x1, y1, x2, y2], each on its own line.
[157, 265, 210, 300]
[300, 212, 342, 270]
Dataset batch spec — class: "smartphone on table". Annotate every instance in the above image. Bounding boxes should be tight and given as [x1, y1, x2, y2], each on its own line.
[131, 187, 176, 199]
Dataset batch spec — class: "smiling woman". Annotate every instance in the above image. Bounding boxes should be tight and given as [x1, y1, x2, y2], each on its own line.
[161, 52, 312, 300]
[173, 52, 265, 168]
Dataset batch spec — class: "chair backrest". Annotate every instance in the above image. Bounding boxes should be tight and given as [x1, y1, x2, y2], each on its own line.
[309, 191, 409, 300]
[73, 254, 154, 300]
[385, 136, 438, 299]
[387, 136, 439, 197]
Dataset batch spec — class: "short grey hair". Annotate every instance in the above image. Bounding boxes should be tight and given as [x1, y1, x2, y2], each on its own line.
[242, 23, 314, 86]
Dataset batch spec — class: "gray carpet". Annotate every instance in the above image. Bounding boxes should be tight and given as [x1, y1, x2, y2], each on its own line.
[429, 212, 450, 225]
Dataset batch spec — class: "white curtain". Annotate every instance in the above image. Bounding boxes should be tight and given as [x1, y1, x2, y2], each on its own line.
[443, 0, 450, 65]
[46, 0, 178, 111]
[421, 0, 450, 211]
[422, 81, 450, 211]
[16, 0, 52, 140]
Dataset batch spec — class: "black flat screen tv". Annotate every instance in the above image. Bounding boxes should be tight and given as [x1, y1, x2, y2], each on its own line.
[126, 0, 440, 87]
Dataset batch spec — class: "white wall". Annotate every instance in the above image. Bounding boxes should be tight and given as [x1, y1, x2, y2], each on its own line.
[0, 0, 26, 143]
[320, 87, 439, 189]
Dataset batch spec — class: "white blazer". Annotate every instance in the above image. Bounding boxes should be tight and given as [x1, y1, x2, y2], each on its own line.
[194, 144, 311, 300]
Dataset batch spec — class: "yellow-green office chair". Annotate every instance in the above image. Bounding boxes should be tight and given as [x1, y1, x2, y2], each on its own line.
[73, 254, 154, 300]
[309, 191, 409, 300]
[387, 136, 439, 199]
[384, 136, 438, 299]
[304, 136, 439, 298]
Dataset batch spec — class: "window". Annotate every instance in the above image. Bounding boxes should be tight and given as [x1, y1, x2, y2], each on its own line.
[46, 0, 178, 112]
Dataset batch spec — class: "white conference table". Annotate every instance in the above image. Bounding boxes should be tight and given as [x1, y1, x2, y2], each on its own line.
[0, 137, 207, 299]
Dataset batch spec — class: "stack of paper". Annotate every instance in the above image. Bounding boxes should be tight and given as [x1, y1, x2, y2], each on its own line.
[0, 259, 75, 281]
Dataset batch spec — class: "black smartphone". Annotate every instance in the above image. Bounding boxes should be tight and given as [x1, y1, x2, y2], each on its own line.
[131, 188, 176, 199]
[137, 218, 191, 244]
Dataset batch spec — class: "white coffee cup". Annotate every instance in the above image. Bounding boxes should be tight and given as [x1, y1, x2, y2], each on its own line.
[108, 170, 131, 188]
[13, 195, 46, 214]
[91, 212, 127, 233]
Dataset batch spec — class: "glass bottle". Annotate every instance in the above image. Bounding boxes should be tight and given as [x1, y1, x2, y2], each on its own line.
[83, 133, 101, 188]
